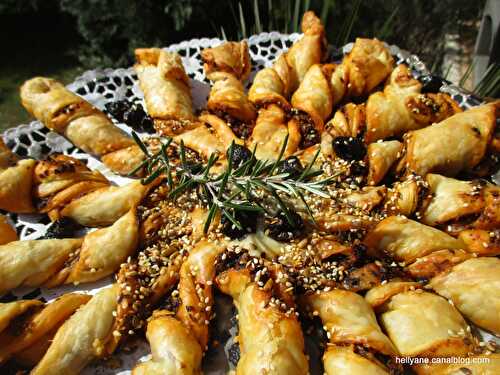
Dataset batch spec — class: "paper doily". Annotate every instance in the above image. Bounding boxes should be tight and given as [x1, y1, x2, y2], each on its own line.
[0, 32, 493, 374]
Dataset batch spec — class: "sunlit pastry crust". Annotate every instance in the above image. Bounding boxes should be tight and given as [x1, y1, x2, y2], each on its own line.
[285, 11, 326, 90]
[364, 216, 465, 263]
[379, 290, 473, 357]
[135, 48, 196, 135]
[383, 175, 428, 217]
[207, 75, 256, 123]
[134, 240, 225, 374]
[248, 68, 290, 109]
[364, 65, 461, 143]
[65, 208, 138, 284]
[32, 285, 119, 375]
[323, 345, 389, 375]
[330, 38, 393, 107]
[0, 238, 83, 294]
[325, 102, 367, 139]
[0, 300, 43, 333]
[413, 353, 500, 375]
[291, 64, 334, 133]
[405, 249, 472, 280]
[64, 113, 135, 155]
[304, 290, 397, 356]
[421, 174, 484, 226]
[133, 312, 203, 375]
[366, 140, 403, 185]
[20, 77, 96, 133]
[399, 102, 499, 177]
[458, 229, 500, 256]
[60, 180, 152, 226]
[249, 104, 301, 160]
[20, 77, 143, 176]
[429, 257, 500, 335]
[174, 116, 241, 160]
[365, 281, 422, 310]
[216, 267, 309, 375]
[201, 41, 251, 82]
[0, 214, 17, 245]
[0, 158, 36, 213]
[0, 293, 91, 365]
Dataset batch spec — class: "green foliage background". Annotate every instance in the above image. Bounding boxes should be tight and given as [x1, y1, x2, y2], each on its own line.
[0, 0, 490, 129]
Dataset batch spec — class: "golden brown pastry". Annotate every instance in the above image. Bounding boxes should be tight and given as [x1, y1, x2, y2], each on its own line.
[248, 11, 326, 107]
[398, 102, 500, 177]
[206, 75, 256, 131]
[303, 289, 397, 375]
[0, 238, 83, 295]
[248, 67, 290, 110]
[405, 249, 472, 280]
[421, 174, 500, 237]
[0, 214, 17, 245]
[0, 299, 43, 333]
[458, 229, 500, 256]
[0, 293, 91, 365]
[174, 114, 241, 160]
[429, 257, 500, 335]
[216, 255, 309, 375]
[366, 140, 403, 185]
[33, 154, 110, 219]
[364, 64, 461, 143]
[330, 38, 394, 107]
[382, 174, 428, 217]
[0, 209, 138, 293]
[20, 77, 144, 176]
[133, 240, 225, 374]
[60, 180, 151, 226]
[20, 77, 95, 133]
[0, 157, 36, 213]
[201, 41, 251, 82]
[285, 11, 326, 91]
[364, 216, 466, 263]
[291, 64, 334, 133]
[370, 283, 473, 357]
[31, 285, 119, 375]
[249, 104, 301, 160]
[135, 48, 197, 135]
[132, 311, 203, 375]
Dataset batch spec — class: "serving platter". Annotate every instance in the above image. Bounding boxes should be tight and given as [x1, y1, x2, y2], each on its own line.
[0, 31, 495, 374]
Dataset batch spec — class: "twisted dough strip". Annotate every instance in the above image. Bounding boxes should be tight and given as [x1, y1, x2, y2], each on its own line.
[0, 142, 112, 216]
[0, 208, 138, 294]
[202, 41, 256, 139]
[303, 289, 397, 375]
[32, 285, 120, 375]
[428, 257, 500, 335]
[248, 10, 326, 108]
[133, 240, 225, 374]
[0, 293, 91, 367]
[135, 48, 198, 136]
[20, 77, 145, 176]
[216, 252, 309, 375]
[397, 101, 500, 178]
[365, 282, 474, 359]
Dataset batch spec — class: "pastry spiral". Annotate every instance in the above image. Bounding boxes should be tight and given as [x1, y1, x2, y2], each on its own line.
[20, 77, 144, 176]
[216, 252, 309, 375]
[303, 289, 397, 375]
[0, 208, 138, 294]
[135, 48, 198, 136]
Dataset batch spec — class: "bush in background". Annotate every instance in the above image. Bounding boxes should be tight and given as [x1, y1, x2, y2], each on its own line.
[0, 0, 487, 72]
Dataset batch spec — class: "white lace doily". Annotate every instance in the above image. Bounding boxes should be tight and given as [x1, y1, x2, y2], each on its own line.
[0, 32, 493, 374]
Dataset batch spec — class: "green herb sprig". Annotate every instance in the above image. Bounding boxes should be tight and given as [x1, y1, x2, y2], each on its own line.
[130, 132, 332, 233]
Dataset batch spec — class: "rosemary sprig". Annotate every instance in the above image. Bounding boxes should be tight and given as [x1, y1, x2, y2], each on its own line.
[130, 132, 332, 233]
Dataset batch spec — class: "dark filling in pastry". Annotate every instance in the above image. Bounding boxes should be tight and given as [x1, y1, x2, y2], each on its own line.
[294, 111, 320, 149]
[105, 100, 155, 133]
[213, 110, 254, 140]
